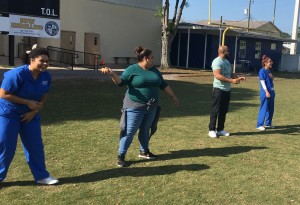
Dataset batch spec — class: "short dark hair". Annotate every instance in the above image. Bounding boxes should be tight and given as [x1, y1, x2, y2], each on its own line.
[135, 46, 152, 62]
[22, 48, 49, 64]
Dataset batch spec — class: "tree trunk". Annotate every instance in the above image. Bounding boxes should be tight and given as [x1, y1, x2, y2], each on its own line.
[160, 32, 170, 69]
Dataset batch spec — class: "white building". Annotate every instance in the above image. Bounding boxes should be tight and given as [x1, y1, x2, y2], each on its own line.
[0, 0, 162, 65]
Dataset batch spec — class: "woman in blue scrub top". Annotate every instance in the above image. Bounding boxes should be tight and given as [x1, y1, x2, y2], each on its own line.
[0, 47, 58, 185]
[256, 55, 275, 131]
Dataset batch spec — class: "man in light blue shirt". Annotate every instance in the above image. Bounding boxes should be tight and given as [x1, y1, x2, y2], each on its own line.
[208, 46, 246, 138]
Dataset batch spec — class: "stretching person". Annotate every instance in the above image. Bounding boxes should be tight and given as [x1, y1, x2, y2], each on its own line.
[208, 46, 246, 138]
[256, 55, 275, 131]
[0, 47, 58, 185]
[101, 46, 179, 167]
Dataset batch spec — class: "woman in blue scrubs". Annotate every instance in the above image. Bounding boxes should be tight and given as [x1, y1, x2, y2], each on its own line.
[0, 47, 58, 185]
[256, 55, 275, 131]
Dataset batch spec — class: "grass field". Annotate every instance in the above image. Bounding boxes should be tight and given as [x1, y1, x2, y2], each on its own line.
[0, 69, 300, 205]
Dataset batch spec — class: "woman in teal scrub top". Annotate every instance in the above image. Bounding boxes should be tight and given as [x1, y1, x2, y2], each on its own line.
[101, 46, 179, 167]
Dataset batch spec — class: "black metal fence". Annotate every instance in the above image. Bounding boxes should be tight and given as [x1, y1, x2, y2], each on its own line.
[47, 46, 102, 70]
[17, 43, 102, 70]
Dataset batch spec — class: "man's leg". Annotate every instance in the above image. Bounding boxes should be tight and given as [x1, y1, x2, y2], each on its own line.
[209, 88, 222, 131]
[217, 91, 231, 131]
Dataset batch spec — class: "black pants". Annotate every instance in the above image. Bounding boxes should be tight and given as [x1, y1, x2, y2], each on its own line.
[208, 88, 231, 131]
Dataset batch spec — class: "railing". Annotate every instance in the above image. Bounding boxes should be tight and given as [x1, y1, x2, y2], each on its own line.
[47, 46, 102, 70]
[17, 43, 102, 70]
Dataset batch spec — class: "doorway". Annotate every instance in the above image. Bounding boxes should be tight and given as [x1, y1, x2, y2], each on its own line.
[60, 31, 76, 65]
[84, 33, 100, 66]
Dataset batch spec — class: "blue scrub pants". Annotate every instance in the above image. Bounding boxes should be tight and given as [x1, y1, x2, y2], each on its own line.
[118, 107, 157, 156]
[257, 92, 275, 127]
[0, 116, 50, 182]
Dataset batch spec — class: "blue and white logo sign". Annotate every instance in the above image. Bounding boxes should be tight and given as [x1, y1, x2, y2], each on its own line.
[9, 15, 60, 39]
[45, 21, 59, 37]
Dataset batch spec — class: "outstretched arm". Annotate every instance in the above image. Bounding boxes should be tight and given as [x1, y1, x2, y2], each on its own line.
[101, 67, 122, 84]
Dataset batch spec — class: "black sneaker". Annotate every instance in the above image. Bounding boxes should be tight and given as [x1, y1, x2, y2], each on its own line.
[138, 150, 157, 159]
[117, 155, 126, 167]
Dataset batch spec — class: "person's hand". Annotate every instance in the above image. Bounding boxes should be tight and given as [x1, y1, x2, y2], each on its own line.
[26, 100, 42, 110]
[238, 76, 246, 82]
[172, 96, 179, 107]
[21, 111, 37, 123]
[101, 67, 113, 75]
[266, 91, 271, 98]
[231, 79, 240, 84]
[269, 73, 274, 79]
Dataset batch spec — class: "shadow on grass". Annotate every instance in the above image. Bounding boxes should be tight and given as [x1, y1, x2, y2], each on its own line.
[60, 164, 209, 184]
[128, 146, 268, 166]
[232, 124, 300, 136]
[0, 164, 209, 186]
[0, 180, 35, 188]
[40, 79, 258, 125]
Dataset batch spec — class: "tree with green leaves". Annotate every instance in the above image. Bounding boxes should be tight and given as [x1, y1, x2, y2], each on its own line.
[159, 0, 188, 69]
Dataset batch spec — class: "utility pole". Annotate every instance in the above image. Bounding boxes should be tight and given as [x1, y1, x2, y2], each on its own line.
[272, 0, 277, 24]
[247, 0, 252, 32]
[291, 0, 300, 55]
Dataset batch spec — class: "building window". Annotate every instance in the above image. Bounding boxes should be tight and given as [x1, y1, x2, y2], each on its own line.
[271, 43, 276, 50]
[94, 37, 98, 46]
[239, 40, 246, 59]
[255, 42, 261, 59]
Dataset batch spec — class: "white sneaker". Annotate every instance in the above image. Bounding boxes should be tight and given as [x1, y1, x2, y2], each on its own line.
[265, 125, 275, 129]
[256, 126, 266, 131]
[208, 131, 217, 138]
[216, 130, 230, 137]
[37, 176, 59, 185]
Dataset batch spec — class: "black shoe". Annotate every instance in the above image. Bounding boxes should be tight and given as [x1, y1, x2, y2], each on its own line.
[117, 155, 126, 167]
[138, 150, 157, 159]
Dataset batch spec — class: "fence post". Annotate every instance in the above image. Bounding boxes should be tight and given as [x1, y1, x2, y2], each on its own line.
[71, 53, 74, 70]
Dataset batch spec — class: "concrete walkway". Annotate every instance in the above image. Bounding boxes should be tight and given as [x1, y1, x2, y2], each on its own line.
[0, 57, 177, 81]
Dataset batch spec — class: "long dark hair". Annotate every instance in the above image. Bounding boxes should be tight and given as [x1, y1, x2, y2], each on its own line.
[21, 47, 49, 65]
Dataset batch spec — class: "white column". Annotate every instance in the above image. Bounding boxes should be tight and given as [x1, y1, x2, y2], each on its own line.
[177, 33, 181, 67]
[186, 28, 190, 68]
[203, 33, 208, 69]
[291, 0, 300, 55]
[233, 36, 238, 73]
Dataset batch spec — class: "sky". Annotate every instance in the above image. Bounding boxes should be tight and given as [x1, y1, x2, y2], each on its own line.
[169, 0, 296, 33]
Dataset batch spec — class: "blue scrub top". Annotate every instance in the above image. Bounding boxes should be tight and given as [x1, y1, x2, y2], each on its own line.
[0, 65, 51, 119]
[259, 68, 274, 96]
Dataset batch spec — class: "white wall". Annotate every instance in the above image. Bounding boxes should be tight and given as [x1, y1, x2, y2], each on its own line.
[280, 54, 300, 72]
[39, 0, 162, 64]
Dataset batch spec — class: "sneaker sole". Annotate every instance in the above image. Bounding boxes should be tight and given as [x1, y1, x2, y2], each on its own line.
[138, 155, 156, 159]
[256, 128, 265, 131]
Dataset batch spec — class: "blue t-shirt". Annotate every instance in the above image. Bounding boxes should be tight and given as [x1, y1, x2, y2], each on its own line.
[0, 65, 51, 119]
[259, 68, 274, 95]
[211, 57, 232, 91]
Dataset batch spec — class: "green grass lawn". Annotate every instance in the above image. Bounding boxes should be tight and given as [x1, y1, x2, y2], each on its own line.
[1, 70, 300, 205]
